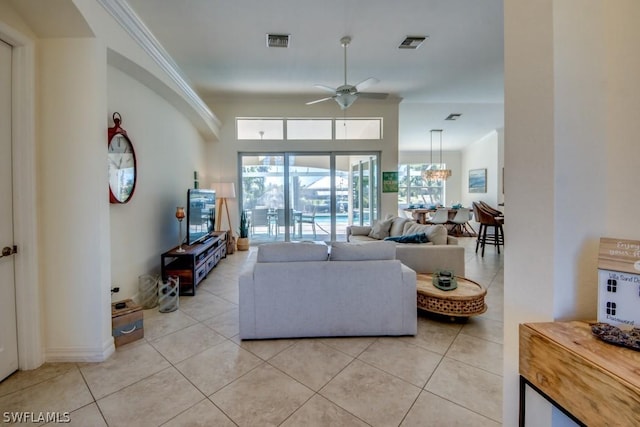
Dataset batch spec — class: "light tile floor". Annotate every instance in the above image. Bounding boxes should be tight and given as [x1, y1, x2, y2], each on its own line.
[0, 237, 503, 426]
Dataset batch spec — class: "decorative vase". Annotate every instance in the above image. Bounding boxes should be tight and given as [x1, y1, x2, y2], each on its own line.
[237, 237, 249, 251]
[227, 235, 236, 254]
[158, 276, 179, 313]
[138, 274, 158, 309]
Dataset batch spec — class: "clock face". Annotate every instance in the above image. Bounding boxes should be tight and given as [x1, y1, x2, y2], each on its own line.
[108, 133, 136, 203]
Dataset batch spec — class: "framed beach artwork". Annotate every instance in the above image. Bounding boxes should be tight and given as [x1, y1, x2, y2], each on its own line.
[468, 168, 487, 193]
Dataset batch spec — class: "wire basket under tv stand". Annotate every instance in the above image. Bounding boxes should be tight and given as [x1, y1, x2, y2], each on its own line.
[160, 231, 227, 296]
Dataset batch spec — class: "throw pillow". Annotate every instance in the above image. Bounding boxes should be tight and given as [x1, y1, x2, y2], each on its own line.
[402, 223, 448, 245]
[368, 218, 393, 240]
[257, 242, 328, 262]
[330, 241, 396, 261]
[384, 232, 429, 244]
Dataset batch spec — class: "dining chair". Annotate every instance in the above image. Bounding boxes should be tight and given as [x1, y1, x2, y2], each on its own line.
[250, 207, 270, 236]
[300, 207, 317, 238]
[427, 207, 450, 226]
[275, 208, 294, 237]
[450, 207, 475, 236]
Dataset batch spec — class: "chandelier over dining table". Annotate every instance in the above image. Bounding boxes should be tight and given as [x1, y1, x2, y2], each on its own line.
[422, 129, 452, 181]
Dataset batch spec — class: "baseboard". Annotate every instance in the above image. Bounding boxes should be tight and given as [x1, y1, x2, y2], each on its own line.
[45, 337, 115, 363]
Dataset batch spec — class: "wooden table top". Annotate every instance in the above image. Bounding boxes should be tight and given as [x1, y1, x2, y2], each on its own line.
[416, 273, 486, 300]
[520, 321, 640, 425]
[521, 321, 640, 390]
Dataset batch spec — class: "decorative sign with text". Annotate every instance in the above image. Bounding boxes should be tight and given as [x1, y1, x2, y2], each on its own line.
[597, 237, 640, 327]
[382, 171, 398, 193]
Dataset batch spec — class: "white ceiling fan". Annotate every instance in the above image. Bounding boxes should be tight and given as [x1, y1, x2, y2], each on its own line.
[306, 36, 388, 110]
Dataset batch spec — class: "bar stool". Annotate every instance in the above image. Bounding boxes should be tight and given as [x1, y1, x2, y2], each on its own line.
[472, 202, 504, 256]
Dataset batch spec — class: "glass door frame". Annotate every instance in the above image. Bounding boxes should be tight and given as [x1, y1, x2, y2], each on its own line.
[238, 151, 381, 242]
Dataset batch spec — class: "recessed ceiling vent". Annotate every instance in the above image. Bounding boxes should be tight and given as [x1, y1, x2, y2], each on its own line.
[399, 36, 427, 49]
[267, 34, 290, 48]
[445, 113, 462, 121]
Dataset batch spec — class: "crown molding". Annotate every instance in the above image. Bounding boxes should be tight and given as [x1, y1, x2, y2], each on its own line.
[97, 0, 220, 138]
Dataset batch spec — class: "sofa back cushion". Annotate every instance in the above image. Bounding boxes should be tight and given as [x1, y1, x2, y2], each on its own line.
[257, 242, 328, 263]
[368, 218, 393, 239]
[330, 241, 396, 261]
[389, 217, 411, 236]
[402, 223, 448, 245]
[349, 225, 371, 236]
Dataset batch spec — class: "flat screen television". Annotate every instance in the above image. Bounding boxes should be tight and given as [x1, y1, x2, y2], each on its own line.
[186, 188, 216, 245]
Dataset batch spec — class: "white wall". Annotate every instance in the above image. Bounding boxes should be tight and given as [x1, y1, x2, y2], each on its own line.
[204, 95, 401, 228]
[38, 37, 113, 361]
[0, 0, 214, 365]
[461, 130, 501, 209]
[398, 150, 463, 205]
[107, 66, 207, 301]
[504, 1, 640, 426]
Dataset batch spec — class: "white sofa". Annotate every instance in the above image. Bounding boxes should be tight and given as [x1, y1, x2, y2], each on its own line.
[239, 241, 417, 340]
[347, 216, 465, 276]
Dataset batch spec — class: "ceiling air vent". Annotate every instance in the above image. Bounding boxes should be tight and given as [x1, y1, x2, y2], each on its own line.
[399, 36, 427, 49]
[267, 34, 290, 48]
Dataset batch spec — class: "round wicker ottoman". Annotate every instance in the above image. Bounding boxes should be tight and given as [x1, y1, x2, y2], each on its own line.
[416, 273, 487, 318]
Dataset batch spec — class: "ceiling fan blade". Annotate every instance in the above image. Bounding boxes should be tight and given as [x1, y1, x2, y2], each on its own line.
[313, 84, 337, 94]
[357, 92, 388, 100]
[354, 77, 379, 92]
[305, 96, 335, 105]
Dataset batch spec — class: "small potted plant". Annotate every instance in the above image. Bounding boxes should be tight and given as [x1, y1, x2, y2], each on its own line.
[237, 209, 250, 251]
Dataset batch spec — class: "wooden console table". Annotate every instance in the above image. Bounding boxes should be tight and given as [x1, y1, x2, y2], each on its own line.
[160, 231, 227, 296]
[519, 321, 640, 426]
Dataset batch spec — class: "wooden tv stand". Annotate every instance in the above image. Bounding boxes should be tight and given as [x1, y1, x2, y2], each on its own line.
[160, 231, 227, 296]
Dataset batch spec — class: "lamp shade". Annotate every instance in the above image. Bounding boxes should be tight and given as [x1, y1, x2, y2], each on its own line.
[211, 182, 236, 199]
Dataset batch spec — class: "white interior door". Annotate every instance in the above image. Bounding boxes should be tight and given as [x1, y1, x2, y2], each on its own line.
[0, 39, 18, 381]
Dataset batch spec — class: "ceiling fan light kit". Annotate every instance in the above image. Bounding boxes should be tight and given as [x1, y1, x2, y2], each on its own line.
[306, 36, 389, 110]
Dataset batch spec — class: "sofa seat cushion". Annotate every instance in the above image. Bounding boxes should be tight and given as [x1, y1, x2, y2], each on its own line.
[257, 242, 328, 263]
[348, 235, 379, 243]
[402, 223, 448, 245]
[330, 241, 396, 261]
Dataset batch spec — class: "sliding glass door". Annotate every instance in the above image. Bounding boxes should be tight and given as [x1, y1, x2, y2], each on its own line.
[239, 152, 380, 243]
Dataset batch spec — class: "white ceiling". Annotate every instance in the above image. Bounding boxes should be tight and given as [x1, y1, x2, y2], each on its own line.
[126, 0, 504, 151]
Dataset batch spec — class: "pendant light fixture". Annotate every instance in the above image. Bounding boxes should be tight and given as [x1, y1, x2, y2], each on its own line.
[422, 129, 452, 181]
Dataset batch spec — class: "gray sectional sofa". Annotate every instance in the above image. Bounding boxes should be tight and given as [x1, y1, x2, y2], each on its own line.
[346, 216, 465, 276]
[239, 241, 417, 340]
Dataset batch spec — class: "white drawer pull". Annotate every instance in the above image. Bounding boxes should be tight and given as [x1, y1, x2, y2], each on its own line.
[120, 325, 137, 334]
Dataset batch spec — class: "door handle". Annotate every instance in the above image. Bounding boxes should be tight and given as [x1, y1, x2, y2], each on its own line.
[1, 245, 17, 258]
